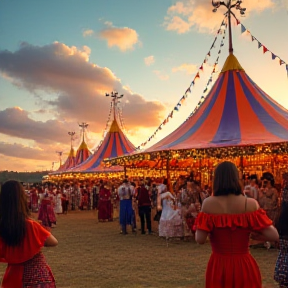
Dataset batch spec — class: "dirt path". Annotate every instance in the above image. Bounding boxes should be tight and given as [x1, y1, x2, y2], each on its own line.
[0, 210, 279, 288]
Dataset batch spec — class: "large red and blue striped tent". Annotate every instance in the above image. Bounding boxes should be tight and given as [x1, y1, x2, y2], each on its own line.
[75, 140, 91, 166]
[145, 54, 288, 153]
[71, 118, 135, 172]
[57, 147, 75, 172]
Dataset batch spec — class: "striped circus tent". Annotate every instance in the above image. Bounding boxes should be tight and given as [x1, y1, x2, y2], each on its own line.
[72, 118, 135, 172]
[57, 147, 75, 172]
[145, 54, 288, 153]
[75, 139, 91, 166]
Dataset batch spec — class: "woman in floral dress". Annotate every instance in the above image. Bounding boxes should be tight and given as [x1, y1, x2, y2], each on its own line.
[274, 173, 288, 287]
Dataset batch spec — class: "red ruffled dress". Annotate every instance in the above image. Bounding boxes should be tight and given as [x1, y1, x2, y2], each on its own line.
[0, 219, 56, 288]
[195, 209, 272, 288]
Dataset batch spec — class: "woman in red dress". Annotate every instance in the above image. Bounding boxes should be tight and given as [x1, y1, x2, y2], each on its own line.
[38, 193, 57, 229]
[0, 180, 58, 288]
[195, 161, 279, 288]
[98, 182, 113, 222]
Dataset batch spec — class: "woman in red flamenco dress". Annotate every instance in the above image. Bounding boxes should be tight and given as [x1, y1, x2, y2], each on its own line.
[38, 193, 57, 229]
[98, 183, 113, 222]
[0, 180, 58, 288]
[195, 161, 279, 288]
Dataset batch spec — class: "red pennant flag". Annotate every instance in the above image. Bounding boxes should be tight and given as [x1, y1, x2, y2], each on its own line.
[195, 72, 200, 79]
[199, 65, 203, 71]
[207, 51, 211, 57]
[280, 59, 285, 65]
[204, 58, 207, 64]
[236, 19, 240, 25]
[263, 46, 268, 54]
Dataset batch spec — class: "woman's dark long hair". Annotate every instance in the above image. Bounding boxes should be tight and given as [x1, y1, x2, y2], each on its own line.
[213, 161, 242, 196]
[0, 180, 29, 246]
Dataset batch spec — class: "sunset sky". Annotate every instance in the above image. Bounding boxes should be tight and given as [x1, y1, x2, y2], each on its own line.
[0, 0, 288, 172]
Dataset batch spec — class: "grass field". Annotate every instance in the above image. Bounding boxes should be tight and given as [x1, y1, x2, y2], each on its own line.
[0, 210, 279, 288]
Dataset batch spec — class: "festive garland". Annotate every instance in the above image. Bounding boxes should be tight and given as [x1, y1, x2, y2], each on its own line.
[184, 27, 226, 122]
[117, 105, 127, 132]
[90, 101, 113, 154]
[234, 15, 288, 76]
[102, 101, 113, 137]
[136, 17, 228, 150]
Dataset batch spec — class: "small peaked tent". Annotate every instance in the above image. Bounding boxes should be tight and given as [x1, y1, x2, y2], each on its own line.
[71, 118, 135, 172]
[75, 140, 91, 165]
[57, 147, 75, 172]
[145, 54, 288, 153]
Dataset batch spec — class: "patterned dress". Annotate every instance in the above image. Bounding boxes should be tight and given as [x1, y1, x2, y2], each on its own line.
[159, 192, 183, 238]
[274, 238, 288, 287]
[0, 219, 56, 288]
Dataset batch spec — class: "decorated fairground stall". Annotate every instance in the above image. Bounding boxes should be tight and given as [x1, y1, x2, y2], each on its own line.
[104, 1, 288, 187]
[47, 92, 136, 184]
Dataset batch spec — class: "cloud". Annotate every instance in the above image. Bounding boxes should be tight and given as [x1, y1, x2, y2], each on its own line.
[83, 29, 94, 37]
[165, 16, 191, 34]
[0, 142, 52, 160]
[0, 107, 76, 145]
[144, 55, 155, 66]
[164, 0, 276, 34]
[0, 42, 165, 132]
[172, 63, 198, 75]
[153, 70, 169, 81]
[99, 25, 140, 51]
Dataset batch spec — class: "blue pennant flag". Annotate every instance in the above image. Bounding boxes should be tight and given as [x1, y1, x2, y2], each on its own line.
[286, 64, 288, 77]
[272, 53, 277, 60]
[241, 24, 246, 34]
[174, 107, 179, 111]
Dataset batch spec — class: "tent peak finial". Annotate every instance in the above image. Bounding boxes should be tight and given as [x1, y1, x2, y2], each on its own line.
[221, 54, 244, 73]
[109, 119, 120, 133]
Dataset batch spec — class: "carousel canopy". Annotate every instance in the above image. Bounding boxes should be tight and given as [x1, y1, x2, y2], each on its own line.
[71, 118, 136, 172]
[75, 140, 91, 166]
[57, 147, 75, 172]
[145, 54, 288, 153]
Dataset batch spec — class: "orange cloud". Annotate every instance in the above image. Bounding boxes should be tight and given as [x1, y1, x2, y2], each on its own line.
[165, 15, 191, 34]
[0, 42, 164, 129]
[172, 63, 198, 75]
[0, 42, 166, 166]
[164, 0, 276, 34]
[99, 25, 140, 51]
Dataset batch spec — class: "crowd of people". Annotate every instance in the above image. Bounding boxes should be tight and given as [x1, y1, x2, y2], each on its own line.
[0, 162, 288, 287]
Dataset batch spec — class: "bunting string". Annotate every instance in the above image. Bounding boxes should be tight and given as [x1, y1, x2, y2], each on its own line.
[185, 32, 226, 122]
[234, 15, 288, 77]
[102, 101, 113, 138]
[136, 16, 228, 150]
[90, 101, 113, 153]
[117, 105, 127, 133]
